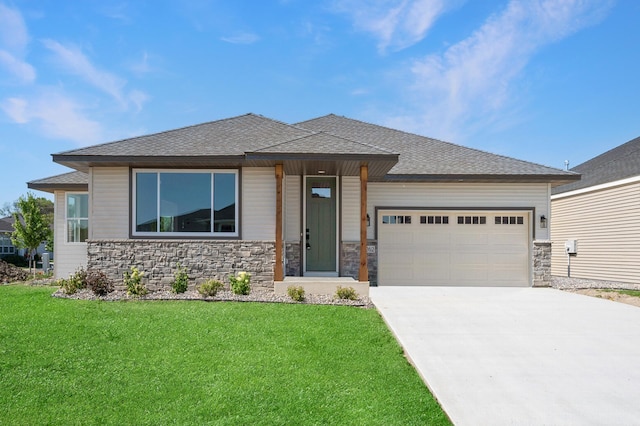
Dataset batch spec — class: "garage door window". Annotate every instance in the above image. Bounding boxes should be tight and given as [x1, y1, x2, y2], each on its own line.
[495, 216, 524, 225]
[457, 216, 486, 225]
[382, 215, 412, 224]
[420, 215, 449, 224]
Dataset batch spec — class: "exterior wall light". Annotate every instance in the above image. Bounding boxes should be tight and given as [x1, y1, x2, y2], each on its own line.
[367, 213, 371, 227]
[540, 215, 547, 229]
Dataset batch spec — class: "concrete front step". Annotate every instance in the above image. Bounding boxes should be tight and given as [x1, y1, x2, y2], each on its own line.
[274, 277, 370, 297]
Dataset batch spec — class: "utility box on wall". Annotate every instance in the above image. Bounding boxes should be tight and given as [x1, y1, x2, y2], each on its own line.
[565, 239, 577, 254]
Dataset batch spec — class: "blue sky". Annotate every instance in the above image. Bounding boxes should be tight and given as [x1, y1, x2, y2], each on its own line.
[1, 0, 638, 207]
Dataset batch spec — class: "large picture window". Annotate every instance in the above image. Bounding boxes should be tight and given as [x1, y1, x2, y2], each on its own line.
[67, 193, 89, 243]
[133, 170, 238, 237]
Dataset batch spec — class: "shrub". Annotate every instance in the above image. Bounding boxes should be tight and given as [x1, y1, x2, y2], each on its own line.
[86, 269, 114, 296]
[123, 266, 147, 297]
[335, 286, 358, 300]
[287, 285, 306, 302]
[229, 271, 251, 295]
[171, 263, 189, 294]
[59, 267, 87, 295]
[197, 279, 224, 297]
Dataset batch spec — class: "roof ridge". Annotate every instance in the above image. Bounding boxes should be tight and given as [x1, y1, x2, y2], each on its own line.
[301, 114, 573, 174]
[54, 113, 272, 155]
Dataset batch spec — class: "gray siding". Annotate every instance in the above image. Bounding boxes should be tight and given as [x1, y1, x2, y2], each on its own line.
[551, 181, 640, 283]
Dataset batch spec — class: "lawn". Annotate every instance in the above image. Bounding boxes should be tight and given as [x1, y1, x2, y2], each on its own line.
[0, 285, 450, 425]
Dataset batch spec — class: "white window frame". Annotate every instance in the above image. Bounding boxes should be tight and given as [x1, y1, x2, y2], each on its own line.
[132, 169, 239, 238]
[66, 192, 89, 244]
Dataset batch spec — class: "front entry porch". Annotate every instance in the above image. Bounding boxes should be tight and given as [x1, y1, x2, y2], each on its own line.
[274, 276, 370, 297]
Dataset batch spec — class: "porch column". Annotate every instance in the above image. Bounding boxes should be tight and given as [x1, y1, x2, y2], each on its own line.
[359, 164, 369, 282]
[275, 164, 284, 281]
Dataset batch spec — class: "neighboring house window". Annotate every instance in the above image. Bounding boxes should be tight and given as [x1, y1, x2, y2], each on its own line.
[67, 193, 89, 243]
[0, 235, 15, 253]
[133, 170, 238, 237]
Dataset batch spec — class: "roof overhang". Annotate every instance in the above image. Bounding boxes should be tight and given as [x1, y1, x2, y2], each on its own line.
[245, 152, 398, 178]
[53, 152, 400, 179]
[52, 154, 246, 172]
[27, 181, 88, 193]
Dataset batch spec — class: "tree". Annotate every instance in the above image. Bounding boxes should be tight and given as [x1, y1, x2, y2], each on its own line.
[11, 193, 53, 272]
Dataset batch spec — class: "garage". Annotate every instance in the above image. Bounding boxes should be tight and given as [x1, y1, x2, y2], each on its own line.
[377, 210, 531, 286]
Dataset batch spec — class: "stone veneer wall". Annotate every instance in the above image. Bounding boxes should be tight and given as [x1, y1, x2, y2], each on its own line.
[87, 239, 275, 291]
[340, 241, 378, 285]
[285, 242, 301, 277]
[533, 240, 552, 287]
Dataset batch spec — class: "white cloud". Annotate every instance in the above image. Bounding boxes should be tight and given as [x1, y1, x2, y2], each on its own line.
[0, 3, 29, 53]
[42, 39, 149, 112]
[2, 91, 103, 145]
[385, 0, 613, 140]
[128, 89, 149, 113]
[334, 0, 462, 52]
[42, 39, 127, 103]
[0, 3, 36, 83]
[220, 32, 260, 44]
[0, 50, 36, 83]
[2, 97, 29, 123]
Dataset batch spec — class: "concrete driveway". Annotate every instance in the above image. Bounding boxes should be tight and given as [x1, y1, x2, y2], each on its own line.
[370, 287, 640, 425]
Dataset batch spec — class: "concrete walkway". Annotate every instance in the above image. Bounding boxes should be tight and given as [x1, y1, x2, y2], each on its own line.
[370, 287, 640, 425]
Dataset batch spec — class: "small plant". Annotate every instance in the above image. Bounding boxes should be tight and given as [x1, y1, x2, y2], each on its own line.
[59, 267, 87, 295]
[86, 269, 114, 296]
[197, 279, 224, 297]
[335, 285, 358, 300]
[287, 285, 306, 302]
[229, 271, 251, 295]
[171, 263, 189, 294]
[123, 266, 147, 297]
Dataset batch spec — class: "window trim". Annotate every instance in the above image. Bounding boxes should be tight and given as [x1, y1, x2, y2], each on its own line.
[131, 169, 239, 238]
[66, 192, 89, 244]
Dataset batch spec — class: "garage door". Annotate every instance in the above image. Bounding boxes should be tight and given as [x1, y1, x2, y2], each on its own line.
[378, 210, 530, 286]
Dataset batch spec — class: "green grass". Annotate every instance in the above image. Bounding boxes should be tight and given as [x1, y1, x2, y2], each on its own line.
[602, 289, 640, 298]
[0, 285, 450, 425]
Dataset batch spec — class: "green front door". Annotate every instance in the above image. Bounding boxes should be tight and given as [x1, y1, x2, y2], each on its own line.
[305, 177, 337, 273]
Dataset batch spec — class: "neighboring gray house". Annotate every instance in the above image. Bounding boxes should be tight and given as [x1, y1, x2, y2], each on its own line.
[551, 136, 640, 284]
[0, 216, 17, 256]
[0, 216, 48, 259]
[29, 113, 578, 293]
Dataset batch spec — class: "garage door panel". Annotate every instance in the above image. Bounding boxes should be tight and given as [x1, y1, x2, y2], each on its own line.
[378, 210, 530, 287]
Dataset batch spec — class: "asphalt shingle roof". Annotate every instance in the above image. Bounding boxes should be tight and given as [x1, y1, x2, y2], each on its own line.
[27, 171, 88, 193]
[56, 114, 312, 157]
[46, 112, 577, 184]
[297, 114, 574, 178]
[0, 216, 14, 234]
[251, 132, 396, 156]
[552, 136, 640, 194]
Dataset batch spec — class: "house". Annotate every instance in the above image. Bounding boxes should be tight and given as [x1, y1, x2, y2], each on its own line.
[0, 215, 50, 260]
[551, 136, 640, 284]
[0, 216, 17, 256]
[28, 113, 578, 293]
